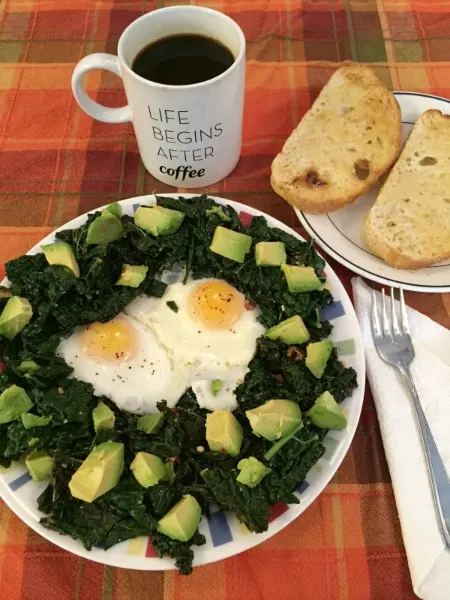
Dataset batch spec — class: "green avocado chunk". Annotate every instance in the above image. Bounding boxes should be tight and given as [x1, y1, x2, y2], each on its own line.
[103, 201, 122, 219]
[16, 360, 39, 374]
[69, 441, 124, 503]
[266, 315, 310, 344]
[236, 457, 271, 488]
[255, 241, 286, 266]
[0, 385, 33, 424]
[130, 452, 166, 488]
[137, 413, 164, 434]
[246, 399, 302, 441]
[25, 451, 53, 482]
[305, 340, 333, 379]
[307, 391, 348, 430]
[92, 401, 115, 432]
[42, 241, 80, 277]
[116, 264, 148, 288]
[135, 206, 185, 236]
[0, 296, 33, 340]
[21, 413, 52, 429]
[206, 410, 243, 457]
[281, 264, 321, 293]
[157, 494, 201, 542]
[210, 226, 252, 263]
[86, 212, 124, 245]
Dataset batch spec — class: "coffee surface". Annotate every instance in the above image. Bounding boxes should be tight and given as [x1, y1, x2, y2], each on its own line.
[132, 34, 235, 85]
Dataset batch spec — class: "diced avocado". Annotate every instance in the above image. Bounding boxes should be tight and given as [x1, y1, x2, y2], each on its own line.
[42, 241, 80, 278]
[86, 212, 124, 245]
[266, 315, 310, 345]
[0, 286, 12, 299]
[0, 296, 33, 340]
[68, 441, 124, 503]
[236, 457, 271, 488]
[92, 401, 115, 432]
[137, 413, 164, 434]
[103, 201, 122, 219]
[164, 461, 175, 484]
[255, 242, 286, 266]
[28, 437, 40, 447]
[307, 391, 347, 430]
[305, 340, 333, 379]
[210, 226, 252, 263]
[135, 206, 185, 236]
[21, 413, 52, 429]
[16, 360, 39, 374]
[130, 452, 165, 488]
[205, 206, 232, 222]
[25, 451, 53, 482]
[206, 410, 243, 457]
[246, 399, 302, 441]
[210, 379, 222, 396]
[281, 264, 321, 293]
[157, 494, 201, 542]
[0, 385, 33, 424]
[116, 264, 148, 288]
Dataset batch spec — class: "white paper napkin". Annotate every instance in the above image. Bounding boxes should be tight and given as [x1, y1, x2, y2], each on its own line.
[352, 277, 450, 600]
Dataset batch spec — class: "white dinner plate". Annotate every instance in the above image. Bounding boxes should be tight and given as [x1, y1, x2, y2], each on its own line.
[0, 194, 365, 570]
[295, 92, 450, 293]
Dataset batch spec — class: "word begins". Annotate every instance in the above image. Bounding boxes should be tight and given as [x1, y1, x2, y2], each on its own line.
[151, 124, 223, 145]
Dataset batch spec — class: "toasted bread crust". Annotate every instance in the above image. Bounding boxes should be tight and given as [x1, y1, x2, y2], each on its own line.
[365, 109, 450, 270]
[271, 63, 402, 214]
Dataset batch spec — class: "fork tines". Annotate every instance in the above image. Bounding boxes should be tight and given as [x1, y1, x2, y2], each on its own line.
[371, 287, 410, 341]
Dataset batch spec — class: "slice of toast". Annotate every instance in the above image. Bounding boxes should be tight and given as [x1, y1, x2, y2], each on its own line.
[365, 109, 450, 270]
[270, 63, 402, 213]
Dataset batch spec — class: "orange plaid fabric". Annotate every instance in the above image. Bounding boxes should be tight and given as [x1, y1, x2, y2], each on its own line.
[1, 1, 449, 599]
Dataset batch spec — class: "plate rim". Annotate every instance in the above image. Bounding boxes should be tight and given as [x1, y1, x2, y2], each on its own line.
[295, 90, 450, 293]
[0, 193, 366, 570]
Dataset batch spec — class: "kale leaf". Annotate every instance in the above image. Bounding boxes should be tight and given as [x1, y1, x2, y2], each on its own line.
[151, 530, 206, 575]
[201, 468, 271, 533]
[236, 339, 357, 412]
[38, 464, 157, 551]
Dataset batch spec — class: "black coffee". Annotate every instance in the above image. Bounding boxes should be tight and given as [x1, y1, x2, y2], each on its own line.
[132, 34, 234, 86]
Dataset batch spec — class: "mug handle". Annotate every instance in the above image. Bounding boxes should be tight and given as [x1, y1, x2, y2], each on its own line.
[71, 53, 133, 124]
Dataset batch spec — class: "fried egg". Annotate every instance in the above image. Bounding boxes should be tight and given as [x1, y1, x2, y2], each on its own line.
[126, 278, 265, 410]
[57, 313, 189, 413]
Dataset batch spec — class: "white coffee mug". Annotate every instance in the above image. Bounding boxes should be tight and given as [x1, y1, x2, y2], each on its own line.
[72, 6, 246, 188]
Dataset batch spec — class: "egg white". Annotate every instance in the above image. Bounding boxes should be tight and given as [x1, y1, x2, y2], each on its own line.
[125, 279, 265, 410]
[57, 313, 190, 414]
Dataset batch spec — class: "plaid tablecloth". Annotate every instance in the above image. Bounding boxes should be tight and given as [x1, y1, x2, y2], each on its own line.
[1, 1, 450, 599]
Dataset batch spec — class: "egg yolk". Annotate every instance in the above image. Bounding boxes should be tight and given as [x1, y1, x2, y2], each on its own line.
[189, 280, 245, 329]
[80, 318, 137, 363]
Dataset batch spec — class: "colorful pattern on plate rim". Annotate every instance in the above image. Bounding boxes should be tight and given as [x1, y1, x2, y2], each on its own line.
[3, 207, 355, 557]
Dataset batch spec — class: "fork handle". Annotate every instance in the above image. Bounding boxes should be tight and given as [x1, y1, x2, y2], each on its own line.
[398, 365, 450, 548]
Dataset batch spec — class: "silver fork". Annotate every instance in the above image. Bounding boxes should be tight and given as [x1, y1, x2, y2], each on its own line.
[371, 287, 450, 548]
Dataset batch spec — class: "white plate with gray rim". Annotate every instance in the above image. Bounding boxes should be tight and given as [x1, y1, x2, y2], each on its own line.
[295, 92, 450, 293]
